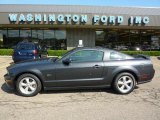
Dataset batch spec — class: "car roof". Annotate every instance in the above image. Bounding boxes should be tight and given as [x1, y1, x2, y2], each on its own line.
[73, 47, 112, 52]
[18, 42, 37, 45]
[73, 47, 129, 55]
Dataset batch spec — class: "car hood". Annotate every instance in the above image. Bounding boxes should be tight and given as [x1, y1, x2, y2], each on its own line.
[7, 57, 58, 70]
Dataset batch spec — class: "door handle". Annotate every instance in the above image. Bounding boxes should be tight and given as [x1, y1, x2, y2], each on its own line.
[93, 65, 101, 69]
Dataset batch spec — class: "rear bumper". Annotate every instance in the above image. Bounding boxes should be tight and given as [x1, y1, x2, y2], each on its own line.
[137, 79, 152, 84]
[137, 69, 155, 84]
[4, 73, 15, 90]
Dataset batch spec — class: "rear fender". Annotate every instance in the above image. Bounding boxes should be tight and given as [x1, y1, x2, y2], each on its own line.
[111, 66, 140, 82]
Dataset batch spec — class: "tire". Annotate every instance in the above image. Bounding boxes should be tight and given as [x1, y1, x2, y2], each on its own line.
[113, 72, 136, 94]
[16, 73, 42, 97]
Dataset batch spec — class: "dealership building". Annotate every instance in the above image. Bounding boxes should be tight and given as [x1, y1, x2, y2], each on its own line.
[0, 4, 160, 50]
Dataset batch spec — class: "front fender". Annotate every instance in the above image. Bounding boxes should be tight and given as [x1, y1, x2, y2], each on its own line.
[12, 68, 45, 84]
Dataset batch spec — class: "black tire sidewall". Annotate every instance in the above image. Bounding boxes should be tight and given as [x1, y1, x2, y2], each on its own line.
[113, 72, 136, 94]
[16, 73, 42, 97]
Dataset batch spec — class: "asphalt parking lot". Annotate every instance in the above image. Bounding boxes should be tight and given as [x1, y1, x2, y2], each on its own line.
[0, 56, 160, 120]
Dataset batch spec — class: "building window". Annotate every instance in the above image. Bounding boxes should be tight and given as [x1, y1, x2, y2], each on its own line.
[7, 29, 20, 48]
[0, 28, 67, 50]
[20, 29, 32, 38]
[0, 30, 7, 48]
[43, 30, 55, 50]
[55, 30, 66, 50]
[32, 30, 43, 43]
[96, 29, 160, 51]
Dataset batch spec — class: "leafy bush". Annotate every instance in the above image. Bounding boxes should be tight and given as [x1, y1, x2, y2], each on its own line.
[48, 50, 160, 56]
[0, 49, 13, 56]
[0, 49, 159, 56]
[121, 51, 160, 56]
[47, 50, 68, 56]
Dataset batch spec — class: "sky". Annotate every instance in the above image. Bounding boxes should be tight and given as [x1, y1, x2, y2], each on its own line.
[0, 0, 160, 7]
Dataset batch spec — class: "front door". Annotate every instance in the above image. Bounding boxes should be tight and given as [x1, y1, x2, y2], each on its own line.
[54, 50, 105, 87]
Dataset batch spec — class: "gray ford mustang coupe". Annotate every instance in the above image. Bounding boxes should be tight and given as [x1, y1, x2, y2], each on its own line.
[4, 47, 155, 97]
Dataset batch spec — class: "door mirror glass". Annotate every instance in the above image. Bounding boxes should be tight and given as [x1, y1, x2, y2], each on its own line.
[62, 58, 71, 65]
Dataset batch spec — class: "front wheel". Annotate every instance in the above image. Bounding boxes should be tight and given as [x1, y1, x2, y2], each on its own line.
[113, 72, 136, 94]
[16, 74, 42, 97]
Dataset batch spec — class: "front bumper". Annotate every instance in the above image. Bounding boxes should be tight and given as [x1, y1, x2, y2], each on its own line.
[4, 73, 15, 90]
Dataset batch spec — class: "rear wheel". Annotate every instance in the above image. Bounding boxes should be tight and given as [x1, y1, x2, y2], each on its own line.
[16, 74, 42, 97]
[113, 72, 136, 94]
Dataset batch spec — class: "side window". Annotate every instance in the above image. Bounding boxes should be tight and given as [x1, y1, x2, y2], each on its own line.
[110, 52, 126, 60]
[70, 50, 104, 62]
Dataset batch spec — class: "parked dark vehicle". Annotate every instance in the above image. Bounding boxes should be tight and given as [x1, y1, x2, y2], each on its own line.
[12, 42, 47, 63]
[5, 47, 155, 97]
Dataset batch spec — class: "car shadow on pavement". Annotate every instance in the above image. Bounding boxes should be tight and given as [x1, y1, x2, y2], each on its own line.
[1, 82, 117, 96]
[41, 86, 139, 95]
[1, 83, 15, 94]
[1, 82, 139, 96]
[40, 88, 117, 95]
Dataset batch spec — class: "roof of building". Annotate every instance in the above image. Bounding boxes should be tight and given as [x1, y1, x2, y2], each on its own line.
[0, 4, 160, 15]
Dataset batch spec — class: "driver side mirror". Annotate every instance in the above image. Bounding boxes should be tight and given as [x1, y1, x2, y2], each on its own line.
[62, 58, 71, 65]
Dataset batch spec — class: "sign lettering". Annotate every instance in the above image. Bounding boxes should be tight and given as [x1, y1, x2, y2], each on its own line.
[8, 13, 150, 25]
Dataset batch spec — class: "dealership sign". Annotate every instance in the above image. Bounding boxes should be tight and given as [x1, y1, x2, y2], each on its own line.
[8, 13, 150, 25]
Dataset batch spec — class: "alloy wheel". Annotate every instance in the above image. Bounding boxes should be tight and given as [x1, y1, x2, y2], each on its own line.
[117, 75, 134, 93]
[19, 77, 37, 95]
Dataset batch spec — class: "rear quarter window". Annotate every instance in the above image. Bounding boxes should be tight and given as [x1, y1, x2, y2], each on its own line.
[110, 51, 126, 60]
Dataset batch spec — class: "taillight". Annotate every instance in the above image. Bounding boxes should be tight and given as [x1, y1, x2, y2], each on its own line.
[33, 50, 38, 55]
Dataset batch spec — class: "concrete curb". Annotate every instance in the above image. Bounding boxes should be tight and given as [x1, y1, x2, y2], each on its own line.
[0, 56, 58, 58]
[0, 56, 12, 58]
